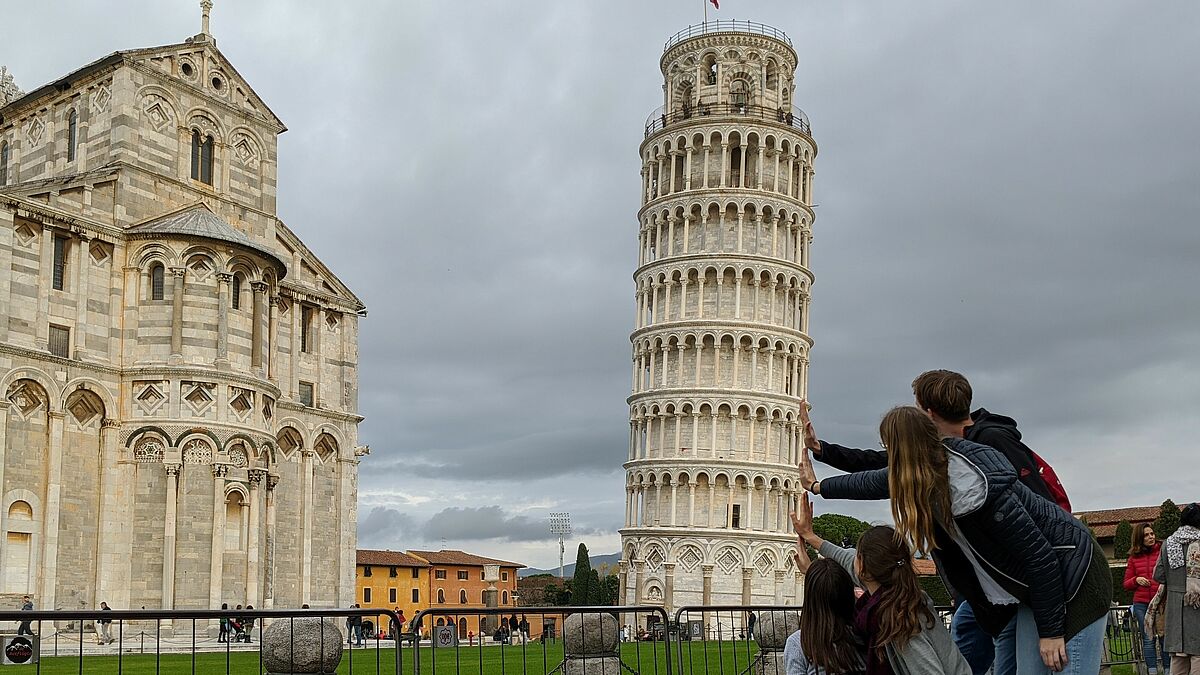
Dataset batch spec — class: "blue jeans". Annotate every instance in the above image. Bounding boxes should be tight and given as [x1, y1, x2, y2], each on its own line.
[1013, 605, 1106, 675]
[952, 602, 997, 675]
[1132, 602, 1168, 673]
[992, 610, 1019, 675]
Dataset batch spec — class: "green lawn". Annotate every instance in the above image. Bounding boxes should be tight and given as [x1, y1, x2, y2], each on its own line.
[17, 641, 1144, 675]
[12, 640, 764, 675]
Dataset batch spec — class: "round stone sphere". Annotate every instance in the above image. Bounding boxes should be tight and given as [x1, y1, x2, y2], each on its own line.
[754, 610, 801, 650]
[261, 617, 344, 674]
[563, 612, 620, 655]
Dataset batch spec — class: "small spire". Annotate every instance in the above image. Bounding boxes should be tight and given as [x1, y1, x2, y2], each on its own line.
[0, 66, 24, 107]
[201, 0, 213, 35]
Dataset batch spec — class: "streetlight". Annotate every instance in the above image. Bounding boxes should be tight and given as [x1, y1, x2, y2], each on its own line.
[549, 512, 571, 579]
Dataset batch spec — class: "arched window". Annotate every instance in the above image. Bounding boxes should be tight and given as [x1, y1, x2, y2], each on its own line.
[224, 492, 245, 550]
[730, 80, 748, 108]
[502, 591, 509, 605]
[459, 589, 467, 604]
[67, 110, 78, 162]
[766, 61, 779, 90]
[437, 589, 445, 604]
[703, 55, 717, 85]
[0, 141, 9, 186]
[481, 589, 487, 603]
[190, 129, 214, 185]
[150, 263, 165, 301]
[232, 274, 242, 309]
[3, 501, 35, 594]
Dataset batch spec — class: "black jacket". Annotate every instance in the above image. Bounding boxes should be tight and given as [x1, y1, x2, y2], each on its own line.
[965, 408, 1056, 504]
[819, 438, 1100, 640]
[814, 407, 1055, 503]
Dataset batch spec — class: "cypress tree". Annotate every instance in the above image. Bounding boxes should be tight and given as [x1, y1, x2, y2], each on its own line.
[570, 543, 593, 606]
[1154, 499, 1181, 539]
[1113, 520, 1132, 559]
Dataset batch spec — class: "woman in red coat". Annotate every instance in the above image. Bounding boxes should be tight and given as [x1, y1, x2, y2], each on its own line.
[1124, 522, 1166, 674]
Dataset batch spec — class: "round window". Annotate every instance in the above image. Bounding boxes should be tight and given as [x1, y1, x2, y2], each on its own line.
[181, 62, 194, 77]
[211, 76, 224, 91]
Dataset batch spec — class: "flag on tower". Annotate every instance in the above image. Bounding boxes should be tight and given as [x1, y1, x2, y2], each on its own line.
[710, 0, 719, 8]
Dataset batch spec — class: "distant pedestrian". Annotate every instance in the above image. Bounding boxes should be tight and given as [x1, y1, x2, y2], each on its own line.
[218, 602, 229, 643]
[96, 602, 113, 644]
[17, 595, 34, 635]
[746, 611, 756, 641]
[519, 615, 530, 644]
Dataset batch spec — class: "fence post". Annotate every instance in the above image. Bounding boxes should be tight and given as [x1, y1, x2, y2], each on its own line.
[563, 612, 620, 675]
[752, 611, 800, 675]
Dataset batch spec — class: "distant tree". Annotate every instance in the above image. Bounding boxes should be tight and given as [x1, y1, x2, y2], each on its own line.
[601, 574, 620, 606]
[1154, 500, 1181, 539]
[540, 582, 571, 606]
[571, 543, 594, 606]
[1113, 520, 1133, 559]
[812, 513, 872, 548]
[587, 569, 602, 607]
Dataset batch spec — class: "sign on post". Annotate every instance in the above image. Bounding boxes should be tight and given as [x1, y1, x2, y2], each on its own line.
[0, 635, 37, 666]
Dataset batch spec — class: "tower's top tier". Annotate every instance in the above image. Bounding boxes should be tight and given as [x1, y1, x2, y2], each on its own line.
[648, 20, 808, 140]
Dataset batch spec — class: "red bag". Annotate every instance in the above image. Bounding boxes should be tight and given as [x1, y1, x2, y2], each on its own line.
[1030, 450, 1072, 512]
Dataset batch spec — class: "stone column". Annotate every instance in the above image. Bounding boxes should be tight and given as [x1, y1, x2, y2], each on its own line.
[633, 560, 645, 605]
[162, 463, 180, 620]
[40, 411, 65, 610]
[300, 450, 314, 604]
[251, 281, 267, 373]
[663, 563, 676, 615]
[121, 265, 140, 365]
[774, 570, 786, 604]
[701, 564, 713, 606]
[209, 464, 228, 619]
[35, 228, 52, 349]
[0, 401, 6, 513]
[73, 233, 90, 359]
[93, 420, 127, 609]
[264, 473, 279, 608]
[247, 469, 266, 607]
[267, 295, 279, 380]
[169, 266, 185, 360]
[687, 483, 695, 527]
[215, 272, 231, 365]
[741, 567, 753, 605]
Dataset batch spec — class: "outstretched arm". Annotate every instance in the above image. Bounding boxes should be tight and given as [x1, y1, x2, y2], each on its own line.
[800, 400, 888, 472]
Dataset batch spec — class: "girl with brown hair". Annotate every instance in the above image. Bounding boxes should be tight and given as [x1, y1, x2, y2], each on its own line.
[786, 493, 969, 675]
[799, 405, 1111, 674]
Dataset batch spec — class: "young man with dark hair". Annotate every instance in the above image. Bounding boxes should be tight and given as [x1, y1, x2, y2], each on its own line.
[800, 369, 1063, 675]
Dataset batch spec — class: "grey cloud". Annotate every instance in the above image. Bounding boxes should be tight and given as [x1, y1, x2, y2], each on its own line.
[357, 507, 417, 549]
[422, 507, 559, 544]
[11, 1, 1200, 569]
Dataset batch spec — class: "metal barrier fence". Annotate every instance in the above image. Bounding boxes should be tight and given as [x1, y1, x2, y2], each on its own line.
[0, 603, 1150, 674]
[643, 103, 812, 138]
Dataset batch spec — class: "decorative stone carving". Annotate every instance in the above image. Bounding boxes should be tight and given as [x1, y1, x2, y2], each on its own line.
[211, 463, 229, 479]
[0, 66, 23, 106]
[134, 438, 165, 463]
[228, 445, 249, 468]
[183, 438, 213, 464]
[260, 616, 343, 674]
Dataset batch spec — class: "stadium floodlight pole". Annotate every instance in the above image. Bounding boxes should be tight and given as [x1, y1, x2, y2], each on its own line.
[549, 512, 571, 579]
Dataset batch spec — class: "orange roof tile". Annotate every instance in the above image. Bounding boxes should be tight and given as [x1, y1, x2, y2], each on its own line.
[1074, 505, 1161, 529]
[913, 558, 938, 576]
[408, 550, 525, 568]
[356, 549, 429, 567]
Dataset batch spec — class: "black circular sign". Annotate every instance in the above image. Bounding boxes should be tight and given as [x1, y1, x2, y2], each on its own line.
[4, 636, 34, 664]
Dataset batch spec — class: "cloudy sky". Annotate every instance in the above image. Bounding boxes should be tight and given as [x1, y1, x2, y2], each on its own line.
[8, 1, 1199, 569]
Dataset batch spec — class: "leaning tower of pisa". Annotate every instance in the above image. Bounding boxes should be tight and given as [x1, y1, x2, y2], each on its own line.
[618, 20, 817, 619]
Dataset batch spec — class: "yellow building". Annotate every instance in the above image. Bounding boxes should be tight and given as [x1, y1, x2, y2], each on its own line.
[354, 550, 429, 636]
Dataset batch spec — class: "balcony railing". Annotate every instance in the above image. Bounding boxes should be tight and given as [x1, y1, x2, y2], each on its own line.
[664, 20, 793, 52]
[644, 103, 812, 138]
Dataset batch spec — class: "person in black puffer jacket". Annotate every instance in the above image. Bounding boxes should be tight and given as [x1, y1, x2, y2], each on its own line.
[799, 405, 1110, 675]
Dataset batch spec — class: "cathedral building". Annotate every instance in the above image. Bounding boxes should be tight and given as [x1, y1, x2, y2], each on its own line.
[0, 4, 365, 621]
[620, 21, 817, 616]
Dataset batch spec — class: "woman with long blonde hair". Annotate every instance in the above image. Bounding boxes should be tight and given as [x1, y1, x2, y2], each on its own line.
[799, 405, 1111, 675]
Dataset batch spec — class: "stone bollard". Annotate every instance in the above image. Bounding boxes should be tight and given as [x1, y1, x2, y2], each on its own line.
[753, 610, 801, 675]
[261, 617, 343, 675]
[563, 612, 620, 675]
